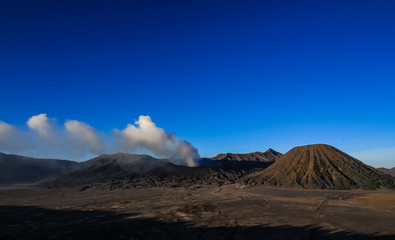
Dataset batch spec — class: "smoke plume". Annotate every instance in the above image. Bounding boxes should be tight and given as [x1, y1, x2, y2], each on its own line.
[114, 115, 199, 166]
[65, 120, 104, 155]
[0, 114, 199, 166]
[0, 121, 27, 151]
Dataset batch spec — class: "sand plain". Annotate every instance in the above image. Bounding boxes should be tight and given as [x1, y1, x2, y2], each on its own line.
[1, 185, 395, 239]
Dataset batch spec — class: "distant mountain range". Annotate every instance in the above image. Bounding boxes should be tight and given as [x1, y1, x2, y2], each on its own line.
[198, 149, 281, 170]
[42, 153, 216, 188]
[41, 150, 281, 188]
[1, 144, 394, 190]
[212, 149, 281, 162]
[377, 167, 395, 177]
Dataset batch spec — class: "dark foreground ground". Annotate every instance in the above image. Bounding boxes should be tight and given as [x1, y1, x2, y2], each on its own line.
[1, 184, 395, 240]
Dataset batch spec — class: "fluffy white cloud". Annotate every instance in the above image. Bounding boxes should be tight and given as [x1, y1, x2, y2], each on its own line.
[27, 114, 52, 137]
[65, 120, 103, 154]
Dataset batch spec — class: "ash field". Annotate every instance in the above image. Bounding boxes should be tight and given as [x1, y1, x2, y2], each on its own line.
[1, 144, 395, 240]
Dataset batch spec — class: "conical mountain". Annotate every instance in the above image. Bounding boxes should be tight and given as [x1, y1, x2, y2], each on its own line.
[243, 144, 395, 190]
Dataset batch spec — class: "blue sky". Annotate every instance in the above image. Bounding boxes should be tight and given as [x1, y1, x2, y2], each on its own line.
[0, 0, 394, 167]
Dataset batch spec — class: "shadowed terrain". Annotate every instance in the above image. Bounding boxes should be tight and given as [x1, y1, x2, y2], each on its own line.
[1, 205, 394, 240]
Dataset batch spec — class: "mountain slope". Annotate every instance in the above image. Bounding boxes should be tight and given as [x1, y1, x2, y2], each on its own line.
[0, 153, 77, 185]
[243, 144, 395, 190]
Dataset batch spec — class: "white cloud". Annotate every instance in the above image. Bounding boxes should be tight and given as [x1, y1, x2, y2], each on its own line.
[27, 113, 53, 138]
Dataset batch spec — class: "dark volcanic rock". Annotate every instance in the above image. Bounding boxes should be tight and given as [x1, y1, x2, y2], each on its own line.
[0, 152, 77, 185]
[242, 144, 395, 190]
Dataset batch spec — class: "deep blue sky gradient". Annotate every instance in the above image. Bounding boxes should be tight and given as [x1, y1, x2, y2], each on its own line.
[1, 0, 394, 166]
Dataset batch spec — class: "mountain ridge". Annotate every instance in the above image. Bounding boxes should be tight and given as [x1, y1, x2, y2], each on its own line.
[212, 148, 282, 162]
[40, 153, 242, 188]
